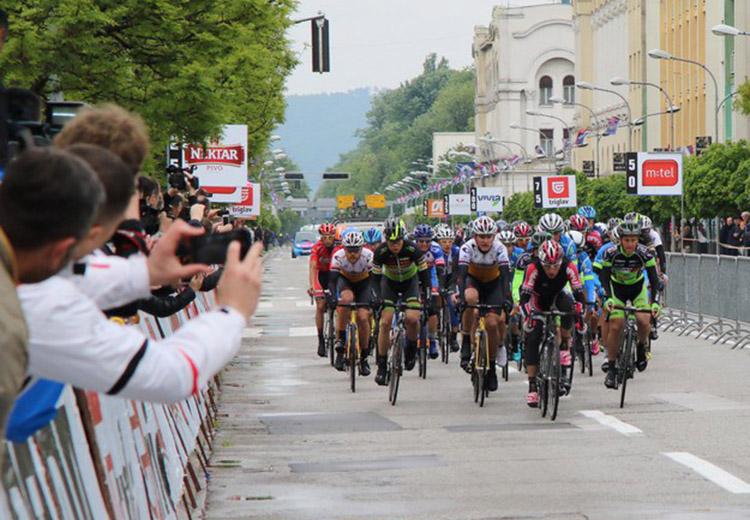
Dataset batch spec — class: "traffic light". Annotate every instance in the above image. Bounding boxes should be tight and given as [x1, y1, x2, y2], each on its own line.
[284, 172, 305, 180]
[312, 17, 330, 73]
[322, 172, 350, 180]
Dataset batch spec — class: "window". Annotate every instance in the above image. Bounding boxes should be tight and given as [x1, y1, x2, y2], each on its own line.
[563, 75, 575, 104]
[540, 128, 553, 157]
[539, 76, 553, 106]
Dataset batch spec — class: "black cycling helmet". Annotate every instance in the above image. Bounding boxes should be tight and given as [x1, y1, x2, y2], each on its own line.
[531, 230, 552, 249]
[383, 217, 406, 241]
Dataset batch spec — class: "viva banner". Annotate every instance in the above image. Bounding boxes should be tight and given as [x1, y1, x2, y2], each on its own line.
[183, 124, 248, 203]
[230, 182, 261, 218]
[533, 175, 577, 209]
[470, 187, 504, 213]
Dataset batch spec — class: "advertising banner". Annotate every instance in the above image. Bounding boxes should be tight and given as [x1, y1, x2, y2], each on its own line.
[470, 187, 504, 213]
[365, 194, 386, 209]
[425, 199, 446, 218]
[625, 152, 682, 196]
[445, 193, 471, 215]
[533, 175, 577, 208]
[337, 194, 355, 209]
[183, 124, 248, 203]
[230, 182, 261, 217]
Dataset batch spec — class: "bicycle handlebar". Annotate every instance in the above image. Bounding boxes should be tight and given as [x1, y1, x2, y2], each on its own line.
[611, 305, 653, 314]
[530, 310, 577, 318]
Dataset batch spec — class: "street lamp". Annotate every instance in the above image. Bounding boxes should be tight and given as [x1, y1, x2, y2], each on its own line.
[712, 24, 748, 37]
[611, 76, 676, 150]
[647, 48, 720, 143]
[549, 95, 601, 177]
[510, 122, 553, 172]
[632, 106, 681, 127]
[576, 81, 633, 151]
[525, 109, 571, 165]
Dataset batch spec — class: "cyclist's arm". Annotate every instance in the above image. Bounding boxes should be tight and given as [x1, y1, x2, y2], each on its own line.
[565, 261, 586, 306]
[645, 262, 660, 303]
[655, 243, 667, 275]
[580, 257, 596, 306]
[512, 266, 524, 304]
[599, 264, 613, 300]
[518, 262, 538, 308]
[500, 263, 512, 304]
[309, 249, 321, 291]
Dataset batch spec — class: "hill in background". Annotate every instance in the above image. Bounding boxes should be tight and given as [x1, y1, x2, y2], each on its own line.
[274, 88, 372, 195]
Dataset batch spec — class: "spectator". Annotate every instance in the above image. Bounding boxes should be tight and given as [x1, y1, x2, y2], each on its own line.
[0, 148, 104, 455]
[729, 216, 743, 255]
[138, 176, 163, 236]
[680, 222, 693, 253]
[719, 216, 738, 256]
[695, 220, 709, 255]
[741, 212, 750, 257]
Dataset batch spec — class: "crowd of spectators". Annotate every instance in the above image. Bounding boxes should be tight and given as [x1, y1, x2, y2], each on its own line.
[673, 213, 750, 255]
[0, 103, 265, 463]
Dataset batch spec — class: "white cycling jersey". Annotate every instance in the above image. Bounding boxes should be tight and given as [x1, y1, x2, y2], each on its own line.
[458, 238, 509, 282]
[331, 248, 373, 282]
[648, 229, 663, 248]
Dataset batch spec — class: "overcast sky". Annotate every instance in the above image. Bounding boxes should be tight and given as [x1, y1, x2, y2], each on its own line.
[285, 0, 559, 95]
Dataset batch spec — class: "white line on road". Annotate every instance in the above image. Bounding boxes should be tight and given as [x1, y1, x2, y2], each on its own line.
[258, 301, 273, 309]
[579, 410, 642, 436]
[288, 326, 318, 337]
[663, 452, 750, 494]
[242, 328, 263, 338]
[295, 300, 313, 308]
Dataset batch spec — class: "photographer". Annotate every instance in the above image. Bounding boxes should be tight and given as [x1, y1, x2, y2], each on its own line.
[0, 147, 104, 451]
[138, 176, 163, 236]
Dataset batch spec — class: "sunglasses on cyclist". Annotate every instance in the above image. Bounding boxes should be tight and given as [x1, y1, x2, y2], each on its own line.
[541, 260, 563, 268]
[416, 239, 432, 244]
[344, 246, 362, 253]
[476, 234, 494, 240]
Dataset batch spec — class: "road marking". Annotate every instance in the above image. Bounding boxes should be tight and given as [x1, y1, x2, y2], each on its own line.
[288, 326, 318, 337]
[258, 302, 273, 309]
[295, 300, 313, 308]
[242, 328, 263, 338]
[579, 410, 642, 436]
[663, 452, 750, 494]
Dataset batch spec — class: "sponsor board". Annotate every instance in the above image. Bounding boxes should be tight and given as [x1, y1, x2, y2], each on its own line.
[183, 125, 248, 203]
[533, 175, 577, 208]
[445, 194, 471, 215]
[230, 182, 261, 217]
[625, 152, 682, 196]
[470, 187, 504, 212]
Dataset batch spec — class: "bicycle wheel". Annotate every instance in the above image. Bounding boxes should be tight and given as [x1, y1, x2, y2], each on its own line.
[576, 332, 586, 374]
[502, 332, 510, 382]
[539, 340, 550, 418]
[418, 324, 428, 380]
[389, 329, 403, 405]
[550, 342, 561, 421]
[348, 324, 357, 393]
[478, 331, 488, 407]
[326, 310, 335, 367]
[441, 306, 450, 364]
[619, 326, 633, 409]
[585, 331, 593, 377]
[567, 344, 575, 394]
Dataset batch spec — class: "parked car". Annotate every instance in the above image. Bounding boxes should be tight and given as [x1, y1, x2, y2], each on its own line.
[292, 230, 317, 258]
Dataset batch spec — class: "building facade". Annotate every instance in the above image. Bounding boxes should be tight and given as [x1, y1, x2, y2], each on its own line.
[473, 1, 575, 181]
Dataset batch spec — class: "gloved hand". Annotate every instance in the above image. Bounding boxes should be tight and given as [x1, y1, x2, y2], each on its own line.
[604, 298, 615, 312]
[651, 302, 662, 317]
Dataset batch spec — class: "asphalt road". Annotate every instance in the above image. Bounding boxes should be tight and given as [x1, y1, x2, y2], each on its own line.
[204, 247, 750, 520]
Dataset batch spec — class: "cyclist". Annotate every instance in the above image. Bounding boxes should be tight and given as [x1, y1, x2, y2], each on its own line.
[635, 214, 666, 341]
[569, 230, 600, 355]
[372, 218, 432, 385]
[513, 222, 533, 255]
[519, 240, 585, 407]
[578, 205, 597, 230]
[495, 219, 509, 232]
[538, 213, 577, 262]
[435, 224, 461, 352]
[592, 218, 621, 370]
[310, 223, 336, 357]
[600, 221, 661, 389]
[568, 214, 589, 236]
[498, 229, 517, 263]
[457, 216, 513, 392]
[363, 227, 383, 253]
[413, 224, 446, 360]
[328, 231, 374, 374]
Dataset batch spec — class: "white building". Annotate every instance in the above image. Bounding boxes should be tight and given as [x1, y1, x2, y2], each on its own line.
[473, 1, 575, 183]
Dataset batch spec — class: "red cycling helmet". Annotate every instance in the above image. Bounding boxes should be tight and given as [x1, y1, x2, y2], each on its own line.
[513, 222, 533, 238]
[538, 240, 564, 266]
[569, 214, 588, 232]
[319, 223, 336, 236]
[586, 231, 603, 251]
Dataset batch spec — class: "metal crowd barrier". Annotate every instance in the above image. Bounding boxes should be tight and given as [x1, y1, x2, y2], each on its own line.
[1, 292, 221, 520]
[662, 252, 750, 348]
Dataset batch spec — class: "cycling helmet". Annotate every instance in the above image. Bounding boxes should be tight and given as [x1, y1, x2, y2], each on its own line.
[568, 230, 585, 249]
[531, 231, 552, 249]
[434, 225, 454, 240]
[611, 225, 622, 245]
[538, 213, 565, 234]
[607, 217, 622, 232]
[413, 223, 434, 240]
[342, 231, 365, 248]
[383, 217, 406, 241]
[623, 211, 640, 223]
[619, 220, 642, 237]
[495, 219, 509, 232]
[586, 232, 603, 251]
[363, 227, 382, 244]
[569, 214, 588, 232]
[578, 205, 597, 219]
[593, 222, 608, 237]
[464, 220, 474, 239]
[498, 230, 516, 243]
[513, 222, 533, 238]
[472, 216, 497, 235]
[319, 223, 335, 235]
[639, 215, 653, 231]
[538, 240, 564, 266]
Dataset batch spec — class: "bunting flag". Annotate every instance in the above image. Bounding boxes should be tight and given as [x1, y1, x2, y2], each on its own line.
[534, 144, 547, 157]
[575, 128, 590, 147]
[508, 155, 521, 167]
[602, 116, 620, 137]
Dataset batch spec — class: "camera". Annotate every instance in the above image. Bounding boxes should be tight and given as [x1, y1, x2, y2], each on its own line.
[0, 88, 87, 179]
[177, 228, 252, 265]
[167, 164, 199, 191]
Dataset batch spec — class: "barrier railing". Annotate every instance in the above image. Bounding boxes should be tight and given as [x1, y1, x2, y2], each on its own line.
[662, 252, 750, 348]
[1, 291, 220, 520]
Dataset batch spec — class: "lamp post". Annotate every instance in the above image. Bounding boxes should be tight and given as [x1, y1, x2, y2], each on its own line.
[549, 96, 601, 177]
[631, 105, 681, 127]
[510, 122, 554, 173]
[611, 77, 676, 150]
[647, 48, 720, 144]
[525, 110, 572, 167]
[576, 81, 633, 151]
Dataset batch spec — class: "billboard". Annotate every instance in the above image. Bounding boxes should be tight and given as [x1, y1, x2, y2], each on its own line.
[470, 187, 504, 212]
[365, 194, 386, 209]
[337, 194, 355, 209]
[444, 193, 471, 215]
[424, 199, 446, 218]
[183, 124, 247, 203]
[625, 152, 683, 196]
[230, 182, 261, 218]
[533, 175, 577, 208]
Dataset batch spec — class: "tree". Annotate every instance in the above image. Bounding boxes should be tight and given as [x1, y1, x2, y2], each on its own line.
[1, 0, 297, 168]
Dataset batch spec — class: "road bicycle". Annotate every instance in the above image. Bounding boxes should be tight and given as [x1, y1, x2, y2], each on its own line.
[386, 297, 422, 406]
[438, 292, 452, 365]
[339, 303, 371, 393]
[612, 305, 653, 408]
[462, 303, 498, 408]
[532, 310, 576, 421]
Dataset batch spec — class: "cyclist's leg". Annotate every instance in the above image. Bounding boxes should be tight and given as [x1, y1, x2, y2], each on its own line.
[427, 292, 439, 358]
[480, 277, 503, 363]
[554, 291, 576, 389]
[336, 279, 354, 341]
[378, 277, 397, 357]
[353, 279, 372, 357]
[523, 300, 545, 406]
[632, 280, 651, 371]
[315, 271, 329, 353]
[461, 279, 480, 367]
[401, 277, 421, 370]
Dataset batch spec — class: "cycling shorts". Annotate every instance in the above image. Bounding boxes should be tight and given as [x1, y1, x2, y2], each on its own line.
[381, 276, 420, 310]
[465, 275, 505, 313]
[316, 272, 330, 297]
[336, 277, 372, 305]
[607, 279, 649, 319]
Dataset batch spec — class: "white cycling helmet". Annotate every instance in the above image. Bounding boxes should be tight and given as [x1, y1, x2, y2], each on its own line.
[472, 216, 497, 235]
[568, 230, 585, 248]
[640, 215, 653, 231]
[538, 213, 565, 234]
[342, 231, 365, 248]
[434, 224, 454, 240]
[498, 230, 516, 243]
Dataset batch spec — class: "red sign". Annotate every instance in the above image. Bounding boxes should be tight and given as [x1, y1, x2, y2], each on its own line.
[547, 176, 570, 198]
[642, 159, 679, 187]
[184, 144, 245, 166]
[237, 184, 253, 206]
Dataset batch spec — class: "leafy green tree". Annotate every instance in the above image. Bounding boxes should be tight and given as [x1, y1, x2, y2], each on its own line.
[1, 0, 296, 167]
